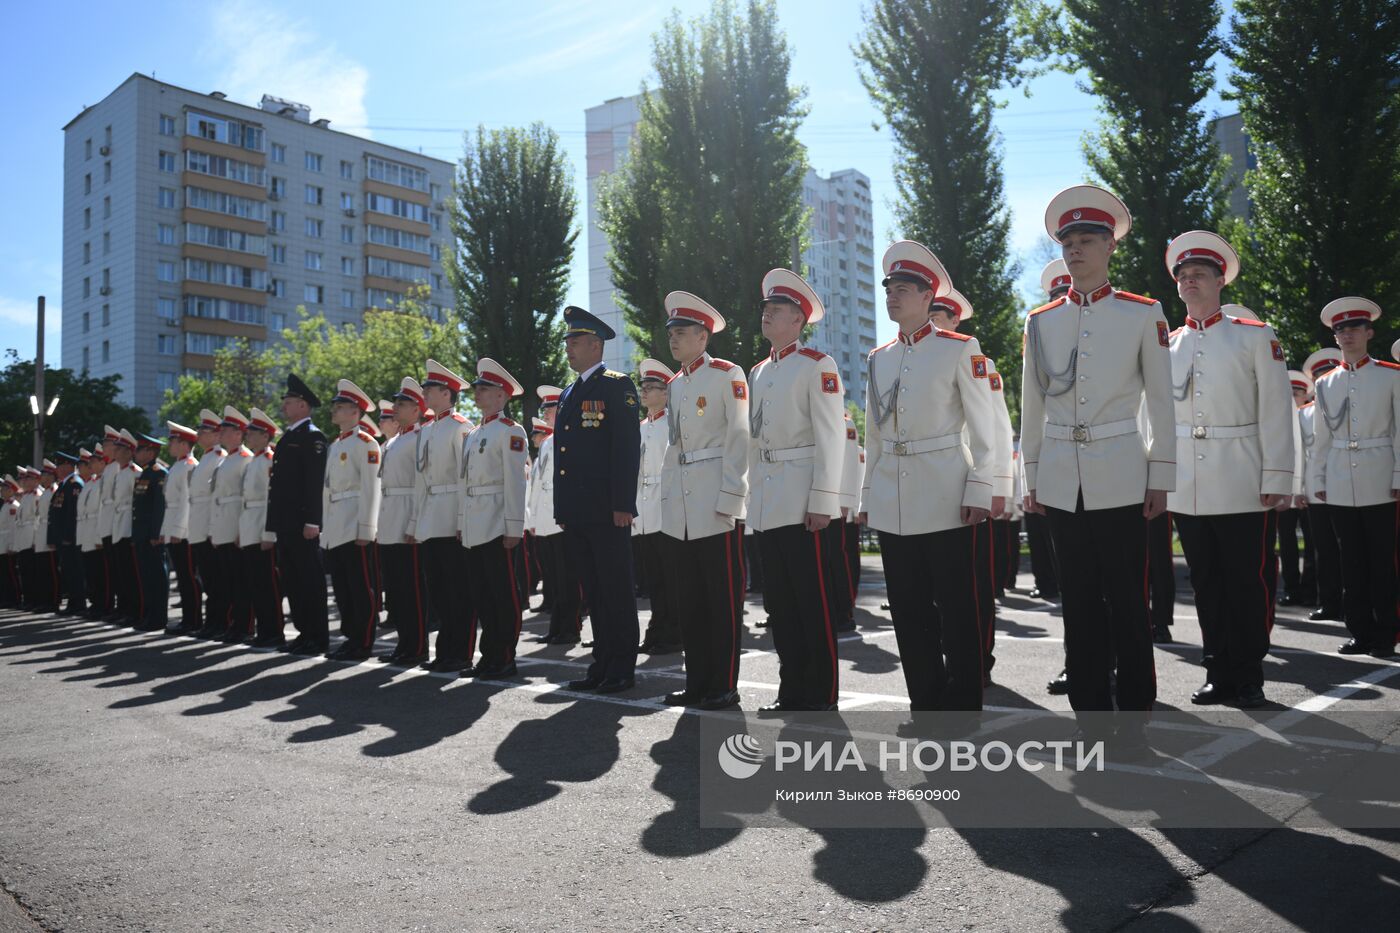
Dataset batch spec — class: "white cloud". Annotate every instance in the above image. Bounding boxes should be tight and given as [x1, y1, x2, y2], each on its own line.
[204, 1, 371, 136]
[471, 8, 659, 85]
[0, 295, 63, 361]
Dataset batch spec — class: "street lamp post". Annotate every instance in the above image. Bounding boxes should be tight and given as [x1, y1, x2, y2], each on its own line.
[31, 296, 59, 465]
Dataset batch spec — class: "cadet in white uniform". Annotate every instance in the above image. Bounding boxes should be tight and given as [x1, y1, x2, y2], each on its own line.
[1310, 298, 1400, 658]
[188, 412, 227, 636]
[322, 380, 383, 661]
[77, 450, 107, 616]
[1020, 185, 1176, 716]
[457, 359, 529, 676]
[1164, 231, 1294, 708]
[659, 292, 750, 710]
[529, 387, 583, 645]
[1, 476, 22, 607]
[159, 422, 202, 633]
[209, 408, 254, 641]
[747, 269, 847, 714]
[108, 430, 142, 625]
[861, 241, 999, 715]
[410, 361, 476, 671]
[240, 409, 283, 647]
[830, 412, 864, 633]
[377, 377, 429, 665]
[1279, 371, 1317, 608]
[1300, 350, 1346, 621]
[634, 360, 679, 653]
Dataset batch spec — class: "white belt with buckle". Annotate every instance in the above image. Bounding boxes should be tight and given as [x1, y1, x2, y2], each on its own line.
[1175, 423, 1259, 440]
[428, 484, 457, 494]
[190, 495, 211, 503]
[1331, 437, 1392, 450]
[758, 444, 815, 463]
[1044, 418, 1139, 443]
[880, 434, 962, 456]
[678, 446, 724, 465]
[242, 499, 266, 507]
[328, 490, 360, 503]
[466, 483, 504, 496]
[641, 477, 661, 486]
[382, 486, 414, 497]
[213, 496, 241, 506]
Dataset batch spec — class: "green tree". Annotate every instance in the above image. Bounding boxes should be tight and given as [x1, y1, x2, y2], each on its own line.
[1227, 0, 1400, 361]
[158, 340, 273, 431]
[0, 352, 149, 467]
[856, 0, 1027, 413]
[448, 122, 575, 423]
[598, 0, 810, 367]
[1026, 0, 1228, 325]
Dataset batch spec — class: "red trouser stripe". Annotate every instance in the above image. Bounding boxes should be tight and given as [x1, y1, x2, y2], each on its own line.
[410, 542, 425, 653]
[724, 528, 739, 691]
[503, 542, 522, 660]
[812, 529, 838, 705]
[358, 546, 376, 648]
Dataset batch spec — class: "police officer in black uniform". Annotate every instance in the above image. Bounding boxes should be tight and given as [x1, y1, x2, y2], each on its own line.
[555, 306, 643, 694]
[47, 452, 85, 615]
[131, 434, 169, 632]
[269, 374, 331, 655]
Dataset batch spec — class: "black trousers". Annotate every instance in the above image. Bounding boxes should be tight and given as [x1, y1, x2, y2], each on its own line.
[327, 542, 379, 652]
[421, 536, 474, 663]
[532, 532, 555, 611]
[823, 521, 856, 626]
[275, 533, 328, 643]
[636, 532, 677, 646]
[464, 537, 523, 668]
[1148, 512, 1176, 631]
[113, 540, 142, 621]
[0, 554, 18, 606]
[216, 543, 252, 637]
[58, 544, 85, 610]
[242, 545, 284, 641]
[996, 518, 1020, 591]
[134, 540, 168, 628]
[666, 527, 745, 698]
[1309, 502, 1345, 612]
[1173, 511, 1274, 689]
[1024, 511, 1060, 597]
[380, 542, 427, 656]
[758, 524, 840, 709]
[1330, 501, 1399, 649]
[1045, 499, 1156, 712]
[30, 549, 59, 610]
[168, 541, 202, 629]
[631, 536, 647, 597]
[17, 549, 34, 607]
[972, 518, 997, 674]
[537, 532, 582, 641]
[879, 524, 982, 711]
[81, 551, 105, 612]
[566, 523, 639, 682]
[193, 540, 219, 629]
[98, 539, 116, 614]
[1278, 508, 1315, 600]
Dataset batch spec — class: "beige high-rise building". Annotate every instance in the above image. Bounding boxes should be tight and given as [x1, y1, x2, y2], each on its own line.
[62, 73, 456, 417]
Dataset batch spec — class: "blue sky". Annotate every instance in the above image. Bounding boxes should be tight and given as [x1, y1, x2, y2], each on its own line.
[1, 0, 1235, 363]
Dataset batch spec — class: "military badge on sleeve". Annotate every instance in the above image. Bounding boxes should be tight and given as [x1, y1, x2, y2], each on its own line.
[367, 450, 379, 465]
[510, 436, 525, 452]
[732, 381, 747, 400]
[1271, 340, 1285, 362]
[1157, 320, 1170, 348]
[821, 373, 839, 394]
[971, 355, 988, 379]
[989, 373, 1002, 392]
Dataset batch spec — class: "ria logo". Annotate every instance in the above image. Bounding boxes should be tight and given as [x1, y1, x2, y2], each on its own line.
[717, 733, 765, 780]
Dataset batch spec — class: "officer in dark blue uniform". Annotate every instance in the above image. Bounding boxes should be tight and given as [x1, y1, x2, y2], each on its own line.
[555, 306, 643, 693]
[269, 374, 331, 655]
[131, 434, 169, 632]
[47, 452, 85, 615]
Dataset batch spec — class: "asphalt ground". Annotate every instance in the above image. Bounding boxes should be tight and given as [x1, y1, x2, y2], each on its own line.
[2, 555, 1399, 931]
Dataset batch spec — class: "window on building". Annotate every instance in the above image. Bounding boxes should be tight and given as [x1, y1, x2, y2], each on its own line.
[157, 334, 178, 355]
[340, 160, 353, 180]
[430, 242, 440, 261]
[105, 126, 111, 146]
[157, 261, 177, 282]
[305, 184, 323, 206]
[101, 340, 110, 363]
[82, 347, 90, 370]
[158, 151, 176, 173]
[305, 152, 322, 172]
[185, 224, 266, 255]
[304, 284, 324, 304]
[340, 192, 354, 211]
[157, 297, 177, 321]
[159, 114, 176, 136]
[430, 212, 442, 232]
[340, 225, 354, 244]
[429, 182, 441, 200]
[270, 279, 285, 298]
[83, 277, 90, 298]
[156, 372, 178, 394]
[82, 311, 90, 333]
[82, 242, 90, 264]
[102, 268, 110, 288]
[270, 243, 286, 263]
[85, 139, 92, 160]
[341, 256, 354, 275]
[185, 112, 262, 151]
[271, 311, 286, 332]
[305, 251, 322, 270]
[102, 304, 110, 326]
[432, 272, 443, 290]
[104, 161, 111, 183]
[103, 196, 112, 219]
[271, 211, 286, 232]
[156, 224, 175, 245]
[270, 143, 286, 163]
[366, 156, 428, 191]
[83, 207, 91, 230]
[305, 218, 322, 238]
[103, 232, 111, 255]
[270, 177, 286, 198]
[84, 174, 91, 194]
[341, 289, 355, 308]
[158, 188, 175, 209]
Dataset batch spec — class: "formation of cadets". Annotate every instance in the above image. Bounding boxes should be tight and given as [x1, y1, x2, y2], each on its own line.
[4, 184, 1398, 727]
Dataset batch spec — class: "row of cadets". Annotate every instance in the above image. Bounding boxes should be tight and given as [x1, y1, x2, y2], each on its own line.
[1298, 349, 1346, 622]
[634, 358, 681, 654]
[75, 448, 109, 613]
[323, 380, 382, 661]
[0, 475, 24, 606]
[105, 428, 142, 625]
[240, 408, 283, 645]
[529, 383, 587, 647]
[377, 377, 429, 665]
[32, 460, 58, 612]
[49, 452, 85, 614]
[1280, 368, 1316, 607]
[268, 376, 330, 655]
[184, 410, 226, 637]
[1310, 298, 1400, 658]
[130, 431, 168, 632]
[1165, 230, 1294, 708]
[160, 422, 202, 634]
[207, 407, 254, 641]
[863, 240, 1000, 721]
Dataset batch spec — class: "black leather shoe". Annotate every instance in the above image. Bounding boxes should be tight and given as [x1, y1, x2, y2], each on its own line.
[698, 690, 740, 710]
[471, 661, 518, 678]
[390, 652, 428, 667]
[1153, 626, 1173, 644]
[834, 618, 857, 633]
[288, 639, 326, 657]
[663, 690, 697, 706]
[550, 635, 580, 646]
[249, 634, 285, 649]
[756, 700, 795, 716]
[644, 642, 682, 655]
[426, 657, 470, 674]
[1234, 684, 1267, 708]
[1047, 669, 1070, 695]
[219, 629, 249, 644]
[1311, 606, 1343, 621]
[1191, 682, 1235, 705]
[1370, 645, 1398, 660]
[596, 677, 635, 694]
[567, 676, 603, 691]
[1277, 593, 1297, 606]
[1339, 639, 1370, 655]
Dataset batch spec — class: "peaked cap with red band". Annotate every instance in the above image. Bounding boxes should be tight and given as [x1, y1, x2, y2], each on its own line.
[330, 379, 373, 413]
[760, 268, 825, 324]
[1166, 230, 1240, 286]
[1320, 296, 1381, 330]
[665, 291, 727, 333]
[472, 358, 524, 397]
[1045, 184, 1132, 242]
[880, 240, 952, 298]
[422, 359, 466, 394]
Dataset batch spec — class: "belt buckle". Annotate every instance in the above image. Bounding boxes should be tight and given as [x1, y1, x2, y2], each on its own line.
[1070, 425, 1088, 443]
[1192, 425, 1207, 439]
[892, 441, 908, 456]
[760, 449, 775, 463]
[1348, 440, 1359, 451]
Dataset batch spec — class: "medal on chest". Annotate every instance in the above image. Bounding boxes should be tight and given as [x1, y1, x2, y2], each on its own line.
[697, 396, 707, 417]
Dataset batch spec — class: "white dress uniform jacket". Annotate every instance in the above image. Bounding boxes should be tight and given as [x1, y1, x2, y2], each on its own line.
[209, 446, 252, 547]
[860, 322, 998, 535]
[746, 341, 847, 531]
[458, 413, 528, 548]
[0, 496, 15, 555]
[1291, 404, 1306, 500]
[660, 353, 750, 540]
[1299, 403, 1325, 504]
[14, 491, 37, 551]
[238, 448, 276, 547]
[75, 481, 95, 551]
[531, 434, 563, 538]
[34, 484, 53, 554]
[839, 415, 861, 520]
[322, 428, 382, 549]
[410, 411, 474, 541]
[632, 415, 668, 536]
[1167, 311, 1295, 514]
[377, 426, 420, 545]
[986, 360, 1015, 502]
[159, 454, 197, 540]
[110, 464, 139, 543]
[1310, 356, 1400, 507]
[1020, 283, 1177, 511]
[185, 448, 224, 544]
[96, 466, 117, 542]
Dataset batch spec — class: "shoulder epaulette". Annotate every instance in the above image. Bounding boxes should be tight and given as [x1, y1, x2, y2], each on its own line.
[499, 417, 517, 427]
[870, 338, 898, 356]
[1230, 316, 1267, 328]
[797, 347, 827, 361]
[238, 450, 251, 458]
[935, 329, 972, 342]
[357, 430, 373, 442]
[708, 358, 737, 372]
[602, 369, 626, 379]
[1376, 360, 1400, 371]
[1169, 326, 1184, 338]
[1028, 297, 1067, 317]
[450, 413, 468, 423]
[1113, 290, 1156, 306]
[1299, 400, 1315, 409]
